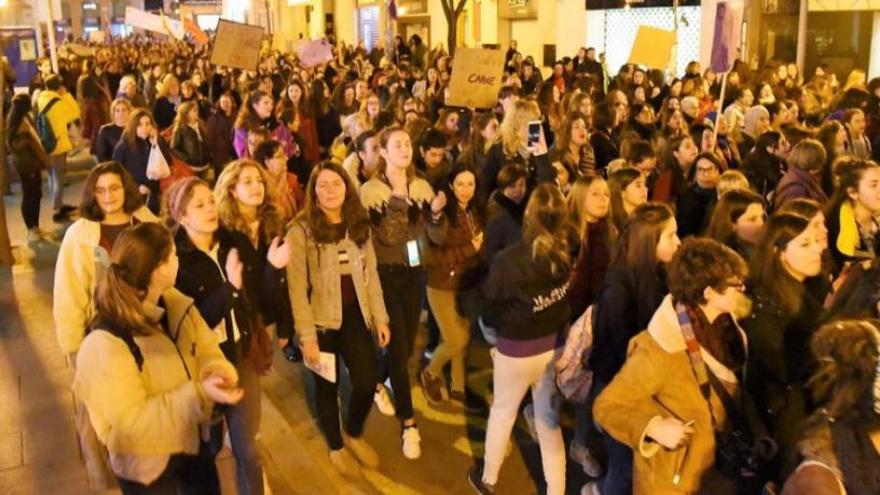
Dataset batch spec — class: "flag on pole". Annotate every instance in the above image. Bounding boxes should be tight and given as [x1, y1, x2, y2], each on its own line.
[709, 1, 743, 73]
[388, 0, 398, 20]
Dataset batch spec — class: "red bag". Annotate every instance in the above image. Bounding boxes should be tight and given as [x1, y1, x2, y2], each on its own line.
[159, 153, 197, 192]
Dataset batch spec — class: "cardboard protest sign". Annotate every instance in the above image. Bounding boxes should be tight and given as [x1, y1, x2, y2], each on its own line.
[447, 48, 505, 109]
[125, 7, 185, 40]
[627, 26, 676, 70]
[298, 39, 333, 68]
[210, 19, 264, 71]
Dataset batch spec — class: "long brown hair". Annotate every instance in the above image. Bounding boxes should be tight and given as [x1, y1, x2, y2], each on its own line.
[79, 161, 144, 221]
[705, 189, 764, 248]
[523, 183, 573, 275]
[122, 109, 156, 147]
[215, 159, 285, 242]
[92, 222, 173, 337]
[749, 213, 811, 314]
[610, 202, 674, 274]
[607, 167, 643, 239]
[297, 161, 371, 245]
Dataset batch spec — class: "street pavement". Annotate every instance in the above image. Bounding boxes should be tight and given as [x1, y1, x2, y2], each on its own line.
[0, 165, 589, 494]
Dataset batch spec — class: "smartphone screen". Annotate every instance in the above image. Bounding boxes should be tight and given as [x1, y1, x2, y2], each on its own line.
[527, 121, 541, 148]
[406, 240, 421, 267]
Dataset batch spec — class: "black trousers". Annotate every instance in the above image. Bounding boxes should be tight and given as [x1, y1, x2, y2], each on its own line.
[116, 440, 220, 495]
[313, 302, 379, 451]
[18, 168, 42, 229]
[377, 264, 425, 421]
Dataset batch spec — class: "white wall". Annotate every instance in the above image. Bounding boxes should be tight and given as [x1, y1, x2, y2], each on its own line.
[480, 0, 498, 45]
[334, 0, 356, 44]
[556, 0, 587, 58]
[585, 9, 606, 53]
[429, 0, 448, 50]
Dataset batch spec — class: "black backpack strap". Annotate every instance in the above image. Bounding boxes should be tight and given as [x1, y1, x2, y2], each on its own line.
[41, 97, 61, 115]
[93, 328, 144, 372]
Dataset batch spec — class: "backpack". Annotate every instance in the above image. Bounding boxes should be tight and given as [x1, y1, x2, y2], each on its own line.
[555, 305, 595, 403]
[37, 97, 61, 153]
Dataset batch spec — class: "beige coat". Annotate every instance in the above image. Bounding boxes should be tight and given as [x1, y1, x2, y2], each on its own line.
[53, 207, 159, 355]
[72, 288, 236, 484]
[594, 295, 743, 495]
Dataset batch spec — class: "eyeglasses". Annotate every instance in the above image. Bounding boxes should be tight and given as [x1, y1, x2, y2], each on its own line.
[724, 279, 747, 293]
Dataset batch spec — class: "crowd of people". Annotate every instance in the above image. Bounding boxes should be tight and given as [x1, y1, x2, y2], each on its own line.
[6, 31, 880, 495]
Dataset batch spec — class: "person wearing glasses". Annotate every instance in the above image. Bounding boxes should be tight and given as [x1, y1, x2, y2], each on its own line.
[593, 237, 752, 495]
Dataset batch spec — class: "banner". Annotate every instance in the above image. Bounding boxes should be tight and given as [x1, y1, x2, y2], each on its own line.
[709, 1, 743, 73]
[447, 48, 505, 109]
[298, 39, 333, 68]
[124, 6, 185, 40]
[627, 26, 676, 70]
[210, 20, 264, 71]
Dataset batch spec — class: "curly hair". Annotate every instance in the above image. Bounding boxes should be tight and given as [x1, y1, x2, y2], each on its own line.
[667, 237, 748, 307]
[215, 159, 285, 242]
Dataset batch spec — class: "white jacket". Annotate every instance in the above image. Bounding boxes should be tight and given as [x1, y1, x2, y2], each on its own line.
[53, 207, 160, 355]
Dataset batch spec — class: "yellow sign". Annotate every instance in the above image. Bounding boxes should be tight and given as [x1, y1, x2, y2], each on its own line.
[210, 20, 265, 71]
[447, 48, 506, 109]
[627, 26, 676, 70]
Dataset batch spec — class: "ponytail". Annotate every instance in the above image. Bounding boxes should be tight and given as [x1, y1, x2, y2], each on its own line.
[93, 263, 156, 336]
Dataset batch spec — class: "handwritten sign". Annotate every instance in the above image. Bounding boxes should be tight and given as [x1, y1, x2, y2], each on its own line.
[124, 7, 185, 40]
[447, 48, 505, 109]
[210, 19, 264, 71]
[627, 26, 676, 70]
[298, 39, 333, 68]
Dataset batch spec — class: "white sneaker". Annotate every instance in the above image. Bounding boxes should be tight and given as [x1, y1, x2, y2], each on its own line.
[401, 426, 421, 459]
[26, 229, 42, 243]
[374, 385, 396, 416]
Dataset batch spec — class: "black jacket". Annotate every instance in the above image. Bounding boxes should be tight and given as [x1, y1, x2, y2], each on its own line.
[743, 149, 785, 203]
[589, 129, 619, 174]
[206, 111, 236, 170]
[153, 97, 177, 130]
[481, 142, 555, 198]
[481, 240, 571, 341]
[482, 190, 524, 268]
[589, 265, 667, 384]
[95, 123, 123, 162]
[675, 184, 717, 238]
[112, 136, 171, 214]
[171, 124, 211, 169]
[174, 227, 254, 363]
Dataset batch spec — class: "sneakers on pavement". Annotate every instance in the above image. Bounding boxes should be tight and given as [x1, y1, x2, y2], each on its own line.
[401, 425, 421, 459]
[570, 440, 603, 478]
[329, 448, 361, 478]
[420, 368, 446, 405]
[467, 466, 495, 495]
[26, 228, 42, 244]
[344, 436, 379, 470]
[374, 384, 396, 416]
[522, 403, 539, 442]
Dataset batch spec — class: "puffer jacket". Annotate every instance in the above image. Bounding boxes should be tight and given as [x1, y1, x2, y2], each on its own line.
[73, 288, 237, 485]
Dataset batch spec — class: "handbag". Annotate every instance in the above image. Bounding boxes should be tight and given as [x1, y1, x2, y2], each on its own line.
[159, 153, 197, 192]
[555, 305, 594, 403]
[676, 303, 777, 494]
[145, 144, 171, 180]
[246, 314, 274, 375]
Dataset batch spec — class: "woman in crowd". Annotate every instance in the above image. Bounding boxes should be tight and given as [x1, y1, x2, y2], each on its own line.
[482, 164, 528, 268]
[607, 167, 648, 239]
[739, 105, 771, 158]
[73, 222, 242, 494]
[842, 108, 872, 160]
[817, 120, 847, 194]
[171, 101, 212, 180]
[166, 177, 264, 495]
[113, 108, 171, 214]
[253, 139, 303, 222]
[206, 92, 237, 173]
[77, 59, 112, 150]
[590, 102, 620, 173]
[469, 184, 573, 495]
[567, 173, 612, 316]
[552, 111, 596, 177]
[458, 112, 498, 174]
[96, 98, 132, 162]
[594, 237, 751, 495]
[481, 100, 554, 195]
[360, 127, 448, 459]
[745, 212, 827, 480]
[421, 162, 484, 411]
[651, 134, 699, 204]
[153, 74, 182, 130]
[742, 131, 789, 203]
[676, 152, 723, 238]
[7, 93, 50, 242]
[704, 188, 766, 261]
[233, 90, 275, 158]
[825, 159, 880, 271]
[589, 202, 681, 495]
[277, 79, 319, 162]
[287, 161, 390, 476]
[782, 319, 880, 494]
[775, 138, 829, 209]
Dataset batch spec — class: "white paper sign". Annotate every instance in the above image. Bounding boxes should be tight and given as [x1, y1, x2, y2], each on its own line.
[304, 352, 337, 383]
[19, 39, 36, 61]
[124, 6, 185, 40]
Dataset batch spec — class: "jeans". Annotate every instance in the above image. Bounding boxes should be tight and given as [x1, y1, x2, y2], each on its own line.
[377, 264, 425, 421]
[313, 303, 379, 450]
[47, 154, 66, 210]
[18, 168, 42, 229]
[222, 362, 264, 495]
[483, 348, 566, 495]
[116, 440, 220, 495]
[593, 380, 632, 495]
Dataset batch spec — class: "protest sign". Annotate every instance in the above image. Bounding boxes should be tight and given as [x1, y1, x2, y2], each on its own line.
[210, 19, 264, 71]
[627, 26, 676, 70]
[125, 6, 185, 40]
[298, 39, 333, 68]
[447, 47, 505, 109]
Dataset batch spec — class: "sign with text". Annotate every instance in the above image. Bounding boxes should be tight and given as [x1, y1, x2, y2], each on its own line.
[627, 26, 676, 70]
[498, 0, 538, 19]
[124, 7, 185, 39]
[447, 48, 505, 109]
[210, 20, 264, 71]
[298, 39, 333, 68]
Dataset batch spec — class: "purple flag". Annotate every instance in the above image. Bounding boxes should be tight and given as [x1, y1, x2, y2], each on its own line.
[388, 0, 398, 20]
[710, 1, 743, 73]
